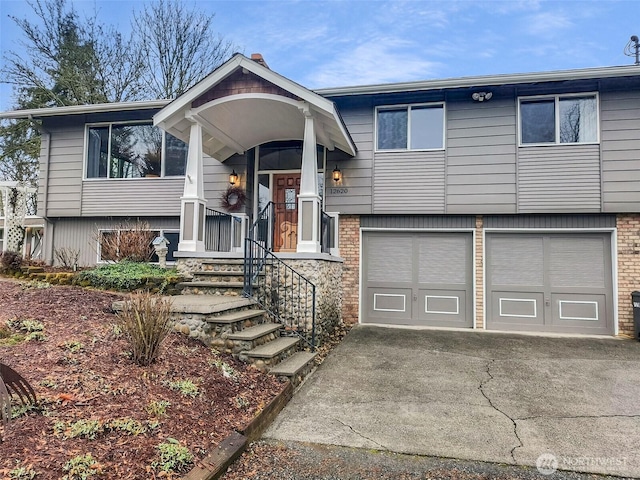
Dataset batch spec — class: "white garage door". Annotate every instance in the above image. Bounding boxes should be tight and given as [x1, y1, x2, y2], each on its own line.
[486, 233, 614, 335]
[362, 232, 473, 327]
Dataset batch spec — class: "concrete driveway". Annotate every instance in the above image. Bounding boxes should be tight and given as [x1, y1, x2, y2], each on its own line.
[265, 326, 640, 478]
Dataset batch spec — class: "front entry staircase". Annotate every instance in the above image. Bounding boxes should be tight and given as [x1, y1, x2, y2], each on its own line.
[173, 259, 317, 386]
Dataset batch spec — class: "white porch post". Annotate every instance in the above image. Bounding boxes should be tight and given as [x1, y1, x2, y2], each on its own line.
[178, 122, 207, 252]
[297, 106, 321, 253]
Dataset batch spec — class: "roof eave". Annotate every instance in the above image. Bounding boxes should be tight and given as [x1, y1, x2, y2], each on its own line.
[315, 65, 640, 97]
[0, 99, 170, 120]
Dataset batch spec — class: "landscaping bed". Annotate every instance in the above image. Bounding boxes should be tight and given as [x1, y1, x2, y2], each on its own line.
[0, 278, 284, 479]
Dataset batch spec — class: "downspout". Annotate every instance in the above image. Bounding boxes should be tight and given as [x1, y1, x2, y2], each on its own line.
[29, 115, 54, 265]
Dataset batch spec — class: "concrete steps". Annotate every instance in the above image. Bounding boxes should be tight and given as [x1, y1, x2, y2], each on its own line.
[270, 351, 317, 386]
[175, 259, 317, 384]
[178, 280, 245, 296]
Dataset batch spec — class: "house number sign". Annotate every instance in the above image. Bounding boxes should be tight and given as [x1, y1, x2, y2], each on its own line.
[329, 188, 349, 195]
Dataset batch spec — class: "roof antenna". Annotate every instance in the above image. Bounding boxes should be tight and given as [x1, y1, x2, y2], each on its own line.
[624, 35, 639, 65]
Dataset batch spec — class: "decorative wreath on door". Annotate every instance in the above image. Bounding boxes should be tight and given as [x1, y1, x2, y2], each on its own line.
[221, 186, 247, 212]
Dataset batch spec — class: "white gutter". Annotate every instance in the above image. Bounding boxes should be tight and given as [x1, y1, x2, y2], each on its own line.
[315, 65, 640, 97]
[0, 99, 170, 119]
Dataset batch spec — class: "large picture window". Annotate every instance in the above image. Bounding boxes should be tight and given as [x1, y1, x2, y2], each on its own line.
[520, 94, 598, 145]
[377, 104, 444, 151]
[86, 122, 187, 179]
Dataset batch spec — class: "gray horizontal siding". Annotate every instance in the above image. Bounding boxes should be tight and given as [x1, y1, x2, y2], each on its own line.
[42, 125, 84, 216]
[373, 151, 445, 214]
[517, 145, 601, 213]
[51, 216, 180, 267]
[484, 214, 615, 229]
[82, 178, 184, 216]
[325, 105, 373, 214]
[446, 98, 517, 214]
[600, 90, 640, 212]
[361, 215, 475, 229]
[204, 154, 247, 213]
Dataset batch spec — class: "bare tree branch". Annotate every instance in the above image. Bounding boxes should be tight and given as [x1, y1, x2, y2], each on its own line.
[133, 0, 236, 99]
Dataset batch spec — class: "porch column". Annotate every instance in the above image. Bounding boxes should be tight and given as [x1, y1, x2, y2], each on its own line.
[178, 122, 207, 252]
[297, 107, 321, 253]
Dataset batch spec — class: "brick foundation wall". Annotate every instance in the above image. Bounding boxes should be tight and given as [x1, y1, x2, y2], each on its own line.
[475, 216, 484, 329]
[339, 215, 360, 324]
[616, 214, 640, 336]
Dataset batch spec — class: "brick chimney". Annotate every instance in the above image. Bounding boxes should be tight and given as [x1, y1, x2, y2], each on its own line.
[250, 53, 269, 69]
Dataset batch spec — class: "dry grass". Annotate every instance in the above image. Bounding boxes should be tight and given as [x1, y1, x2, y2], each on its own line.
[116, 293, 173, 366]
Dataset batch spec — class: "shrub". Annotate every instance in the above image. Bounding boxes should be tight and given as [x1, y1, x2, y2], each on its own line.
[116, 293, 173, 366]
[76, 261, 181, 292]
[1, 251, 23, 271]
[153, 438, 193, 474]
[54, 247, 80, 269]
[8, 461, 38, 479]
[62, 453, 101, 480]
[146, 399, 170, 417]
[166, 379, 199, 398]
[96, 221, 155, 262]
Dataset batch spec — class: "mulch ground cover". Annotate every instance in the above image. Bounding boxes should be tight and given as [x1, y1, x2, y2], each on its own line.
[0, 277, 284, 479]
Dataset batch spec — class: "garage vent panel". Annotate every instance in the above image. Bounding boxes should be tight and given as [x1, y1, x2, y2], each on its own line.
[418, 235, 467, 284]
[549, 237, 606, 288]
[490, 236, 544, 286]
[366, 235, 413, 283]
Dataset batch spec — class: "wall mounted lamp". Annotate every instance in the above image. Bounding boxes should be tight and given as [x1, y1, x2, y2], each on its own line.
[332, 165, 342, 183]
[472, 91, 493, 102]
[229, 170, 239, 186]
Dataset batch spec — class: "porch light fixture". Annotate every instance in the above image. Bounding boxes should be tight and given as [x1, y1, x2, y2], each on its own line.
[229, 169, 239, 186]
[332, 165, 342, 183]
[472, 91, 493, 102]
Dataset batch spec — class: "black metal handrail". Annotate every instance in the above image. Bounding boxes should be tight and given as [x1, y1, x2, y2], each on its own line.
[247, 202, 274, 249]
[205, 208, 236, 252]
[244, 238, 316, 349]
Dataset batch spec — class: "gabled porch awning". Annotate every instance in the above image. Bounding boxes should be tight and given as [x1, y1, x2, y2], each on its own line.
[153, 53, 356, 160]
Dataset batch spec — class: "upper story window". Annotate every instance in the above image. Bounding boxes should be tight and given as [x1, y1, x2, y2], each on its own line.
[376, 103, 445, 151]
[86, 122, 187, 179]
[519, 94, 598, 145]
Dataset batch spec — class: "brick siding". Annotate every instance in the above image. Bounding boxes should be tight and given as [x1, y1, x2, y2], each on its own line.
[475, 215, 484, 329]
[339, 215, 360, 324]
[616, 214, 640, 336]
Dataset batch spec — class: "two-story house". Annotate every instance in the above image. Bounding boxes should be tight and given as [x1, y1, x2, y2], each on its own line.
[2, 53, 640, 338]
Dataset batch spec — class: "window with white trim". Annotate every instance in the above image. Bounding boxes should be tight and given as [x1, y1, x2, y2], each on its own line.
[97, 228, 179, 263]
[376, 104, 444, 151]
[519, 94, 598, 145]
[86, 122, 187, 179]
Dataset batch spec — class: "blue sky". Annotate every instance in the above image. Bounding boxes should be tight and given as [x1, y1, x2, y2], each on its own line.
[1, 0, 639, 110]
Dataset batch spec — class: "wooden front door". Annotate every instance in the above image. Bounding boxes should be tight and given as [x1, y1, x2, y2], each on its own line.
[273, 173, 301, 252]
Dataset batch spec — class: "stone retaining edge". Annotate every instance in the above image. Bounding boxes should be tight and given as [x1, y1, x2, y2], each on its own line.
[182, 381, 294, 480]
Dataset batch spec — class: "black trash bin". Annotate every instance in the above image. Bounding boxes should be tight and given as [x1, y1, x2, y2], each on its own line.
[632, 291, 640, 341]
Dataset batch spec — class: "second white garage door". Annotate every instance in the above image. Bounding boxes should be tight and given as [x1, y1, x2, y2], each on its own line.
[362, 231, 473, 327]
[485, 233, 614, 335]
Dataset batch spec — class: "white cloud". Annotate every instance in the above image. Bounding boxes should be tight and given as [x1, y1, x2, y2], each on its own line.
[304, 37, 443, 88]
[525, 11, 573, 36]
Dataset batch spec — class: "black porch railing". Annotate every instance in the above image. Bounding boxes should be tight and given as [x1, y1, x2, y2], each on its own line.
[244, 238, 316, 349]
[204, 208, 244, 252]
[320, 211, 334, 254]
[247, 201, 334, 253]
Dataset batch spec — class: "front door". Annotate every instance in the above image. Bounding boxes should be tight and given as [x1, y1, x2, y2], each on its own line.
[273, 173, 300, 252]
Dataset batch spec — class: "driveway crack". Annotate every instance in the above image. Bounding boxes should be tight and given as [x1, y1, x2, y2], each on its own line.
[478, 359, 523, 464]
[334, 418, 388, 450]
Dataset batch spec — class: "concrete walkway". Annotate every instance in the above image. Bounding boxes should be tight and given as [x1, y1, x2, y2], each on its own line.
[265, 326, 640, 478]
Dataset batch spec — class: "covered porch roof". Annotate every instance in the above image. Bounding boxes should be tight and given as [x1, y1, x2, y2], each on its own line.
[153, 54, 356, 161]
